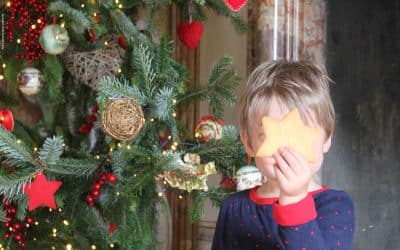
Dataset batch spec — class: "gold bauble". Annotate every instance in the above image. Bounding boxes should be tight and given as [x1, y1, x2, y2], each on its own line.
[101, 98, 145, 141]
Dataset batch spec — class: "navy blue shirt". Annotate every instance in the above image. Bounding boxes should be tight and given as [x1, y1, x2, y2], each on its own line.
[212, 186, 355, 250]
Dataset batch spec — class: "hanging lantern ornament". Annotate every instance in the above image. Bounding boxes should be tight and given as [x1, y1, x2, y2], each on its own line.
[0, 109, 14, 132]
[224, 0, 248, 12]
[101, 98, 145, 141]
[39, 24, 70, 55]
[17, 67, 43, 96]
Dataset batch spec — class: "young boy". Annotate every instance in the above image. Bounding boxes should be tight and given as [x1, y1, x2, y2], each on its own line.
[212, 60, 355, 250]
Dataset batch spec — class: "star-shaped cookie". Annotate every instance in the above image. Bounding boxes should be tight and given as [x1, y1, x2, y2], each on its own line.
[255, 108, 320, 162]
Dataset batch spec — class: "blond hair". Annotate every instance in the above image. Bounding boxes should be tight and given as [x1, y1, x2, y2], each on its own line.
[239, 60, 335, 143]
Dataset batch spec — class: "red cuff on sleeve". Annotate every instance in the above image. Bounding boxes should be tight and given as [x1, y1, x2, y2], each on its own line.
[272, 194, 317, 226]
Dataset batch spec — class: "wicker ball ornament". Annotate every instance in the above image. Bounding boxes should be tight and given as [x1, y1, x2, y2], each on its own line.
[62, 39, 124, 90]
[101, 99, 145, 141]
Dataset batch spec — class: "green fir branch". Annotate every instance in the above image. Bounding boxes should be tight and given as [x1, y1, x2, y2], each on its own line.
[0, 171, 36, 197]
[178, 56, 240, 119]
[38, 136, 64, 166]
[189, 191, 206, 222]
[0, 127, 39, 168]
[153, 87, 176, 121]
[97, 76, 148, 106]
[48, 1, 92, 28]
[132, 43, 156, 97]
[49, 158, 99, 177]
[0, 207, 6, 222]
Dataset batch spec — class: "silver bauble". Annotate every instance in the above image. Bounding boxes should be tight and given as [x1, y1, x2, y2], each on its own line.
[17, 67, 43, 96]
[39, 24, 70, 55]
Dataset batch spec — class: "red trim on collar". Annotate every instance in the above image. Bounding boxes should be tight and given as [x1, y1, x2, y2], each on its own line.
[249, 185, 329, 205]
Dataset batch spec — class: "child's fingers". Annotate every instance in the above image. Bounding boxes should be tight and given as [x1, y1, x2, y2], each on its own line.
[274, 165, 288, 186]
[287, 147, 309, 172]
[273, 151, 295, 179]
[277, 147, 302, 174]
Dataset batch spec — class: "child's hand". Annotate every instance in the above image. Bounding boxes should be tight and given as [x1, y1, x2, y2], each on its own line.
[273, 146, 313, 205]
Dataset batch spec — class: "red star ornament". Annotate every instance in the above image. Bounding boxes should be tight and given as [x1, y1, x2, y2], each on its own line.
[24, 172, 62, 211]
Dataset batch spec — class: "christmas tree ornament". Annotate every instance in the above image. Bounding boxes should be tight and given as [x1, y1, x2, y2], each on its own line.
[39, 24, 70, 55]
[24, 172, 62, 211]
[101, 98, 145, 141]
[177, 21, 203, 49]
[220, 177, 236, 192]
[164, 153, 216, 192]
[62, 39, 124, 90]
[117, 35, 128, 49]
[17, 67, 43, 96]
[255, 108, 321, 162]
[85, 28, 96, 43]
[224, 0, 248, 12]
[86, 172, 118, 206]
[0, 109, 14, 131]
[235, 165, 264, 191]
[194, 116, 224, 143]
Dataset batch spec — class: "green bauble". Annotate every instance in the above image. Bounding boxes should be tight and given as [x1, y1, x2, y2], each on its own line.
[39, 24, 70, 55]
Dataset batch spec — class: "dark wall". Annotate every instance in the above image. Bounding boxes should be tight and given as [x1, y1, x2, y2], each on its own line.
[324, 1, 400, 249]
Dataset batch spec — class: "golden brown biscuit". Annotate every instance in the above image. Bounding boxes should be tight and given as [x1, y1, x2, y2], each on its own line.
[255, 108, 320, 162]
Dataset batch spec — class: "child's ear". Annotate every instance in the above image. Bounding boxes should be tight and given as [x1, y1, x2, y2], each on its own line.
[323, 135, 332, 153]
[240, 130, 255, 156]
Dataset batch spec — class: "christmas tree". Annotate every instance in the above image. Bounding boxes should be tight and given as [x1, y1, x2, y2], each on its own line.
[0, 0, 248, 249]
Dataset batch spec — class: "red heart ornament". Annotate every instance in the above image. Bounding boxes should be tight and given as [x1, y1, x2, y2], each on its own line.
[0, 109, 14, 132]
[177, 21, 203, 49]
[224, 0, 248, 12]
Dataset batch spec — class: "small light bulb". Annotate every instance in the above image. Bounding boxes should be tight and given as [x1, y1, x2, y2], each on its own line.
[17, 39, 21, 44]
[158, 192, 163, 197]
[59, 14, 63, 18]
[127, 145, 131, 150]
[0, 75, 4, 80]
[37, 19, 42, 23]
[61, 22, 65, 28]
[16, 139, 21, 144]
[150, 118, 154, 122]
[104, 41, 108, 46]
[116, 192, 120, 196]
[66, 244, 73, 250]
[31, 24, 36, 29]
[167, 135, 172, 140]
[6, 2, 11, 7]
[91, 245, 97, 249]
[49, 208, 53, 212]
[172, 99, 177, 104]
[179, 195, 183, 199]
[63, 220, 69, 226]
[51, 247, 56, 250]
[172, 112, 177, 117]
[95, 155, 100, 159]
[2, 63, 6, 68]
[117, 68, 122, 73]
[110, 243, 115, 248]
[171, 145, 176, 151]
[34, 147, 38, 152]
[118, 4, 123, 8]
[53, 228, 57, 233]
[34, 221, 39, 226]
[81, 3, 85, 8]
[58, 208, 62, 212]
[115, 0, 119, 4]
[52, 233, 57, 237]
